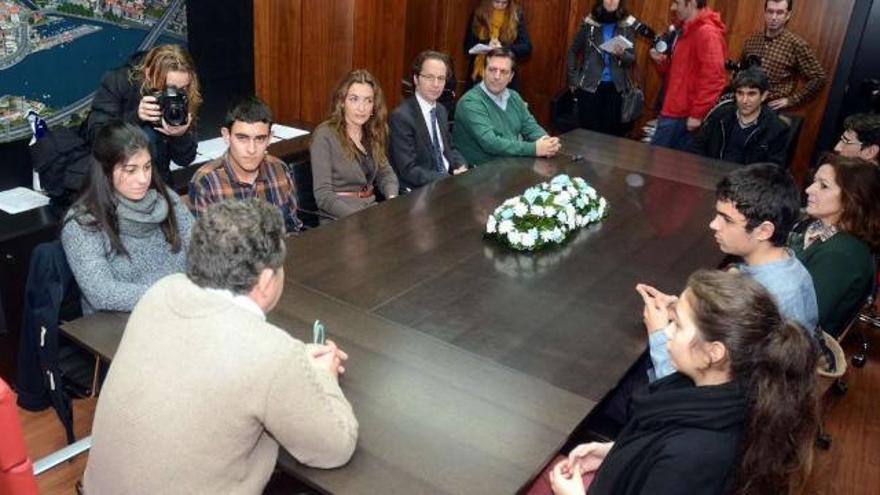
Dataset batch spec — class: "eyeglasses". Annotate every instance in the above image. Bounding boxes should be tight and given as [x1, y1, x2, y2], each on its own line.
[838, 134, 864, 147]
[418, 74, 447, 85]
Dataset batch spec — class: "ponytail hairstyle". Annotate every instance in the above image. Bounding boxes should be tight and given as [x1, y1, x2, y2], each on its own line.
[67, 121, 181, 257]
[685, 270, 819, 495]
[472, 0, 522, 45]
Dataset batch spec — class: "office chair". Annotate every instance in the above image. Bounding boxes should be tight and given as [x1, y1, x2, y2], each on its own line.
[777, 113, 804, 169]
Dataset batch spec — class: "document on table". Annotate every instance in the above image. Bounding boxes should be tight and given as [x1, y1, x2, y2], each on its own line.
[170, 125, 311, 170]
[0, 187, 50, 214]
[599, 35, 633, 53]
[468, 43, 494, 55]
[271, 124, 310, 142]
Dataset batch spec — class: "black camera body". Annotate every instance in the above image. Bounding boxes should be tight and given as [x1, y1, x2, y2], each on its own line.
[153, 86, 189, 127]
[725, 54, 763, 73]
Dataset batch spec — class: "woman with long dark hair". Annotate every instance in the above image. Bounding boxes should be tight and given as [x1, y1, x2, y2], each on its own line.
[566, 0, 637, 136]
[465, 0, 532, 89]
[62, 121, 194, 313]
[88, 44, 203, 184]
[547, 270, 819, 495]
[310, 69, 399, 221]
[787, 153, 880, 337]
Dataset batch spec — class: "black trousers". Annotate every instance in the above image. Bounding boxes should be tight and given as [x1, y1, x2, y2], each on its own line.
[575, 82, 628, 137]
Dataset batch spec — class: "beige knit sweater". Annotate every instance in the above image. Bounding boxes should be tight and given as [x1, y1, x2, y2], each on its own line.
[83, 274, 358, 494]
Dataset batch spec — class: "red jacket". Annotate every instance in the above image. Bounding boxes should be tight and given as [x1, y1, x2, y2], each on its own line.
[657, 8, 728, 120]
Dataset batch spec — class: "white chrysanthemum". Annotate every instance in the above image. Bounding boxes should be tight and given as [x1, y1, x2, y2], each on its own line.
[553, 191, 572, 206]
[521, 232, 536, 247]
[584, 186, 597, 200]
[498, 220, 514, 234]
[486, 215, 498, 233]
[507, 231, 522, 245]
[513, 202, 528, 217]
[530, 205, 544, 217]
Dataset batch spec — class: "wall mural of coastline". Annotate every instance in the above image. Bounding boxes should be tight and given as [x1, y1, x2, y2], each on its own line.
[0, 0, 187, 143]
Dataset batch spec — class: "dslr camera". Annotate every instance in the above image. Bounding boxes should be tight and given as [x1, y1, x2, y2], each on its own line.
[152, 86, 189, 127]
[725, 54, 762, 73]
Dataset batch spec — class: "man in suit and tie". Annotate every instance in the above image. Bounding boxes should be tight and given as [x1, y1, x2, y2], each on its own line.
[389, 51, 468, 190]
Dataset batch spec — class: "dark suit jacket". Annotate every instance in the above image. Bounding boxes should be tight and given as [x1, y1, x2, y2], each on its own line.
[389, 96, 467, 190]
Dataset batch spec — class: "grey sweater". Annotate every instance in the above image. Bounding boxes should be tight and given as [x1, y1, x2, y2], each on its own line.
[61, 190, 194, 313]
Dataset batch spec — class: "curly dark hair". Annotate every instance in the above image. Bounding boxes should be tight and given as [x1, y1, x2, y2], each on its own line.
[187, 199, 286, 294]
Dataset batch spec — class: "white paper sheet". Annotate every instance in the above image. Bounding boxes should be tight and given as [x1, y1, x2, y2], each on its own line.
[169, 126, 310, 170]
[0, 187, 50, 214]
[468, 43, 494, 55]
[271, 124, 310, 142]
[599, 35, 634, 53]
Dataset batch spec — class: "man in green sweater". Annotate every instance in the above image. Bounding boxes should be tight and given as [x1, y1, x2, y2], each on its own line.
[453, 47, 560, 165]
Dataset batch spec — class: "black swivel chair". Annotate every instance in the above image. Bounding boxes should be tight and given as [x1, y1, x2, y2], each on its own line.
[778, 113, 804, 169]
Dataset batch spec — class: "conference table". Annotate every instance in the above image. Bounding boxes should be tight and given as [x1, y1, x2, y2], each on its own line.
[62, 129, 736, 494]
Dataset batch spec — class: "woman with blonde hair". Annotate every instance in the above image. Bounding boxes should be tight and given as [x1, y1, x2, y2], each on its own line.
[310, 69, 399, 221]
[465, 0, 532, 89]
[88, 44, 203, 184]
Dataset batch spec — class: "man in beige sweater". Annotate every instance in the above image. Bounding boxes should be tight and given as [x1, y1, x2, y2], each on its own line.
[83, 199, 358, 494]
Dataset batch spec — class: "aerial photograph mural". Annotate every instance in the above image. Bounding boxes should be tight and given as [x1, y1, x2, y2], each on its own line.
[0, 0, 187, 143]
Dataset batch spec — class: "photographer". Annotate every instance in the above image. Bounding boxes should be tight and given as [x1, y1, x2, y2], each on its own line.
[87, 44, 202, 184]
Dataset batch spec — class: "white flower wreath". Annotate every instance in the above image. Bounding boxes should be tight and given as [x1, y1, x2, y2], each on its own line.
[485, 174, 609, 252]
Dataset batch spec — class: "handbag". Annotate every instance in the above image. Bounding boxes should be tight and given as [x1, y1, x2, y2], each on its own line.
[620, 76, 644, 124]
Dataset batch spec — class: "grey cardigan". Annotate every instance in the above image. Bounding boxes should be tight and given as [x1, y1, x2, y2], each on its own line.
[566, 14, 637, 93]
[310, 123, 399, 220]
[61, 190, 193, 313]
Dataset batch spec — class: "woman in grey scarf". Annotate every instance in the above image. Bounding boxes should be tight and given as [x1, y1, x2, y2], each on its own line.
[62, 121, 194, 314]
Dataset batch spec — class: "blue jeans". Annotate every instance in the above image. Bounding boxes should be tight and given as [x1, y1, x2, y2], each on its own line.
[651, 116, 694, 152]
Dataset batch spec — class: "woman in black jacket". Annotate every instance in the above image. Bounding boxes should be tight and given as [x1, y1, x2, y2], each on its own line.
[566, 0, 636, 136]
[549, 270, 819, 495]
[87, 44, 202, 184]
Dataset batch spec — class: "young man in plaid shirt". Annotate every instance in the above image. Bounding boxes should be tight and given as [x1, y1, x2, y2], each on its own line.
[740, 0, 826, 111]
[188, 97, 303, 232]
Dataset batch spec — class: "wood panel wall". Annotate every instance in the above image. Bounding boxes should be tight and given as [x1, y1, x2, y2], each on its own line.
[254, 0, 855, 181]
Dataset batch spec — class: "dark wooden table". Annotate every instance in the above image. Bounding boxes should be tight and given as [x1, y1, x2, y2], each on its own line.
[61, 129, 736, 494]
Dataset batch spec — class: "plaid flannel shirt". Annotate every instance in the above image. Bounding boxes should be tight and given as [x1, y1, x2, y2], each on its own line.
[741, 29, 826, 107]
[188, 153, 303, 232]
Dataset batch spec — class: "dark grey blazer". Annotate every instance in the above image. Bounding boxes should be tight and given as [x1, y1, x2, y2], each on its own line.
[310, 123, 399, 220]
[389, 96, 467, 190]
